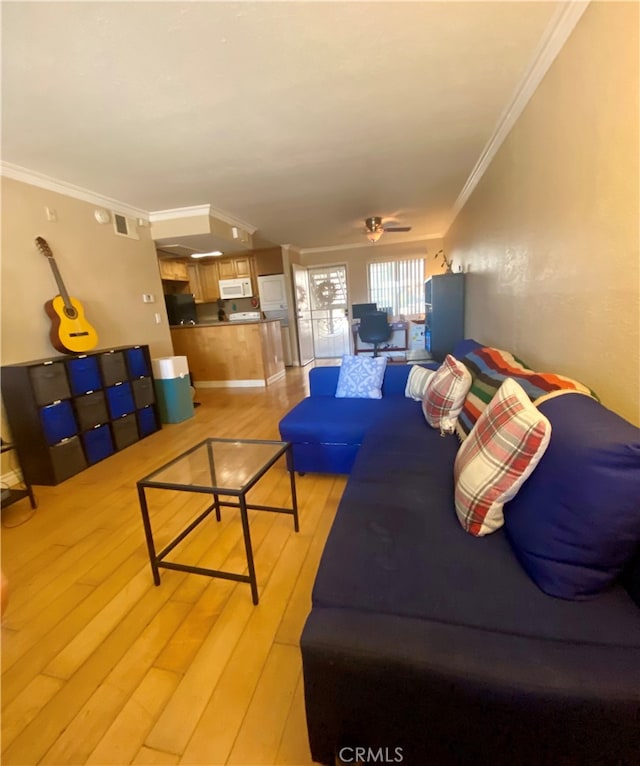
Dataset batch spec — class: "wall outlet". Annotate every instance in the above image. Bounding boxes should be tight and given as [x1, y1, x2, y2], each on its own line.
[142, 294, 155, 303]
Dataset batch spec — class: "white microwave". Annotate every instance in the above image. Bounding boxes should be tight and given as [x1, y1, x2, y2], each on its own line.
[219, 277, 253, 299]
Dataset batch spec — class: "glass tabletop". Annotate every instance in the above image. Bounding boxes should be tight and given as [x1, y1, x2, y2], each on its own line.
[138, 438, 289, 494]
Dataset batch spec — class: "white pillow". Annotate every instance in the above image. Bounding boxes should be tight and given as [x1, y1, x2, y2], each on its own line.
[335, 355, 388, 399]
[404, 365, 435, 401]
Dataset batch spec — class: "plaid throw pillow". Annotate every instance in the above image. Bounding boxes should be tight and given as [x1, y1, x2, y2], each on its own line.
[422, 355, 472, 434]
[454, 378, 552, 536]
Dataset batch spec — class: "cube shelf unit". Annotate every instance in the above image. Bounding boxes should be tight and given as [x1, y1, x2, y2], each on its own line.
[424, 273, 465, 362]
[1, 345, 161, 486]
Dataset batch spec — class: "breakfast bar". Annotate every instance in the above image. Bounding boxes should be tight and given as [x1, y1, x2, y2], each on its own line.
[170, 319, 285, 388]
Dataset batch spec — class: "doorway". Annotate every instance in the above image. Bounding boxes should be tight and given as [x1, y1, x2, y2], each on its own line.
[307, 265, 349, 359]
[292, 264, 315, 366]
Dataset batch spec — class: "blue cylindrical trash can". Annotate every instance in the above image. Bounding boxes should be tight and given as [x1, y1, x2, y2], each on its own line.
[151, 356, 194, 424]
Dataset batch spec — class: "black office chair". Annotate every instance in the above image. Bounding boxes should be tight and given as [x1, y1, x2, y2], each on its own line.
[358, 311, 392, 357]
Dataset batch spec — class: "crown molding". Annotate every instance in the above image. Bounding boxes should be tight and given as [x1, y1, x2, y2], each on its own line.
[299, 234, 442, 255]
[149, 204, 257, 234]
[448, 0, 590, 229]
[0, 162, 259, 236]
[0, 161, 149, 220]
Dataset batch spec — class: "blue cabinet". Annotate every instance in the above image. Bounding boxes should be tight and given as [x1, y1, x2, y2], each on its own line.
[424, 274, 465, 362]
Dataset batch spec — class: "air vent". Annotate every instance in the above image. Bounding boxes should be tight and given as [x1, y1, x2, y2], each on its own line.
[113, 213, 140, 240]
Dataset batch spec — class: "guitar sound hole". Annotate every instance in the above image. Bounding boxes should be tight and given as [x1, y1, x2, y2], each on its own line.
[64, 307, 79, 320]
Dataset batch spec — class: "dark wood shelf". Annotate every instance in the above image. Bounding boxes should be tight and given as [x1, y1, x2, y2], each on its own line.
[1, 442, 37, 509]
[2, 487, 35, 509]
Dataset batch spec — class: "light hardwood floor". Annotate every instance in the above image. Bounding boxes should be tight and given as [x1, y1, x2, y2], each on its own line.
[1, 366, 345, 766]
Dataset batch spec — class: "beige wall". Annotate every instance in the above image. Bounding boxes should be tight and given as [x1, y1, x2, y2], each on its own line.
[1, 176, 173, 364]
[445, 2, 639, 425]
[1, 177, 174, 444]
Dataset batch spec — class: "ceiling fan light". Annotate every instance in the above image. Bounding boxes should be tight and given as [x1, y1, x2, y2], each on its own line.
[366, 229, 383, 243]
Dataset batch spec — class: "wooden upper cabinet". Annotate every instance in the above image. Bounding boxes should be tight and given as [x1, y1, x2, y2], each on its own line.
[217, 256, 254, 280]
[217, 260, 237, 279]
[255, 248, 284, 276]
[159, 255, 256, 303]
[234, 257, 252, 278]
[199, 262, 220, 302]
[159, 258, 189, 281]
[186, 262, 204, 302]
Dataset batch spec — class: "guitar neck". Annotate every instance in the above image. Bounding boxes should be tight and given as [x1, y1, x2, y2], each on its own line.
[47, 258, 73, 309]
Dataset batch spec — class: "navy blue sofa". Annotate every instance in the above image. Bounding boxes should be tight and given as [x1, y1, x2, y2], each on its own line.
[279, 346, 640, 765]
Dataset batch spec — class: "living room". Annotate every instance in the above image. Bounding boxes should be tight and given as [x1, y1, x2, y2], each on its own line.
[1, 2, 638, 765]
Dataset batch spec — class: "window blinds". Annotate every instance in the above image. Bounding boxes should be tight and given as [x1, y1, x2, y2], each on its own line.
[368, 258, 425, 316]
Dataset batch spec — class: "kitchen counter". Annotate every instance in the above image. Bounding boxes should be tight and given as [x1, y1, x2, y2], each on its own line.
[170, 319, 285, 387]
[170, 321, 268, 328]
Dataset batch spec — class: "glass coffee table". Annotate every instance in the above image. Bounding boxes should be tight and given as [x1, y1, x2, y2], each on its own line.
[136, 438, 299, 604]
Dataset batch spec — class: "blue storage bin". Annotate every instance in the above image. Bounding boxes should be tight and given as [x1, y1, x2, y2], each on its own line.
[126, 346, 150, 378]
[67, 355, 101, 395]
[40, 400, 78, 445]
[82, 424, 114, 464]
[137, 405, 159, 437]
[105, 382, 135, 419]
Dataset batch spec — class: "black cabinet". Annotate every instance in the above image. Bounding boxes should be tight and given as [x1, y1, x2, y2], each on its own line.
[1, 345, 161, 486]
[424, 274, 465, 362]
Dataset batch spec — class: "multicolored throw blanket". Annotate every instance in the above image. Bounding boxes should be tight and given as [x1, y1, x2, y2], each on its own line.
[456, 346, 598, 440]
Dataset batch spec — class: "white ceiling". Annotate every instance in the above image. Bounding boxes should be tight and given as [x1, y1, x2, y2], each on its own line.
[2, 1, 571, 253]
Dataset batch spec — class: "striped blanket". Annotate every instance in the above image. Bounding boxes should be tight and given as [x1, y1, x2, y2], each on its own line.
[456, 346, 597, 440]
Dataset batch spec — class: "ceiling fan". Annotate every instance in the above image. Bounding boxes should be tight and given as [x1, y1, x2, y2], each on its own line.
[364, 216, 412, 243]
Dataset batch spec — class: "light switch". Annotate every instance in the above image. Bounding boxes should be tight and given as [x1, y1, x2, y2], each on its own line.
[154, 313, 162, 324]
[142, 294, 155, 303]
[45, 207, 57, 222]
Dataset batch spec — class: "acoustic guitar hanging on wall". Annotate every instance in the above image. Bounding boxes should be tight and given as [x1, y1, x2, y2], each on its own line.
[35, 236, 99, 354]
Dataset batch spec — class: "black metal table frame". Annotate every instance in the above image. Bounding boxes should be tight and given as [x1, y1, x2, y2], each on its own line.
[136, 438, 299, 605]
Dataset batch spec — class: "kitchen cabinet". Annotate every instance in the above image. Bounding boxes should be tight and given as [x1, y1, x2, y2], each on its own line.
[199, 262, 220, 302]
[186, 262, 204, 303]
[234, 257, 253, 278]
[159, 259, 188, 281]
[255, 247, 284, 276]
[218, 256, 254, 280]
[217, 260, 236, 279]
[170, 320, 284, 387]
[217, 256, 257, 298]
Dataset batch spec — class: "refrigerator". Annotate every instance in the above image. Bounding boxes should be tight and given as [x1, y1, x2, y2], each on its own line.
[164, 294, 198, 326]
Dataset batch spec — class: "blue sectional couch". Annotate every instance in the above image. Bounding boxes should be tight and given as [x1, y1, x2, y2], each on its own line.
[278, 342, 640, 765]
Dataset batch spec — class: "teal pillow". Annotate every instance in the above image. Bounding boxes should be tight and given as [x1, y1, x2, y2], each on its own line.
[335, 355, 387, 399]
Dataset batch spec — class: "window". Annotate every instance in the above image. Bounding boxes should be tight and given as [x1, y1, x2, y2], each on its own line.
[368, 257, 425, 316]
